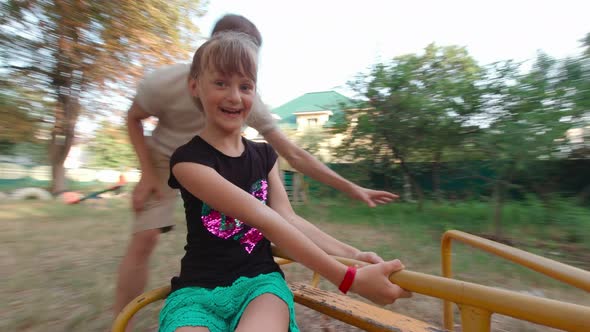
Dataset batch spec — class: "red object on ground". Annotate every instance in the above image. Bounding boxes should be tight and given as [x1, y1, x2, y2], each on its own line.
[118, 174, 127, 185]
[63, 183, 124, 205]
[62, 191, 83, 204]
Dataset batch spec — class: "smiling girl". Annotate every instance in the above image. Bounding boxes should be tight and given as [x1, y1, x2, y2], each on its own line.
[159, 32, 411, 332]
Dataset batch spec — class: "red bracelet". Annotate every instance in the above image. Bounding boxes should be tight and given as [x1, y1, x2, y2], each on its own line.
[338, 265, 357, 294]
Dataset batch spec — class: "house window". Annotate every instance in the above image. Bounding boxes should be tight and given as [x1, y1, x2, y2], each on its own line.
[307, 118, 318, 127]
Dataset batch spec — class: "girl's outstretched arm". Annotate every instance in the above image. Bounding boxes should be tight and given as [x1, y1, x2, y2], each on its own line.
[266, 162, 383, 264]
[172, 162, 410, 305]
[263, 130, 398, 207]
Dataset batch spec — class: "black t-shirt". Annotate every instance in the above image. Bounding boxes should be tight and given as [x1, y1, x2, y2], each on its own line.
[168, 135, 283, 291]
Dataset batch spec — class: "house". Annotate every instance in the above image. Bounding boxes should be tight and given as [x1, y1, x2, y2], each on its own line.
[272, 91, 354, 131]
[271, 91, 356, 164]
[564, 125, 590, 158]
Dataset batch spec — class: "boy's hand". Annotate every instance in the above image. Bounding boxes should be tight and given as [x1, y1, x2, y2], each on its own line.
[350, 259, 412, 305]
[132, 172, 161, 212]
[348, 185, 399, 208]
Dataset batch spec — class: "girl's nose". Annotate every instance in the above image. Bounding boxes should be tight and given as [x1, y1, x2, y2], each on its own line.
[226, 85, 241, 104]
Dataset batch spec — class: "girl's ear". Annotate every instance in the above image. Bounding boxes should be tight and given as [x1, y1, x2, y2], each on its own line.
[188, 77, 200, 98]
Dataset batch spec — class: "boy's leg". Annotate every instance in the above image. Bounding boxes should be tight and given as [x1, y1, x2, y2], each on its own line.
[113, 227, 161, 314]
[113, 147, 178, 325]
[235, 294, 290, 332]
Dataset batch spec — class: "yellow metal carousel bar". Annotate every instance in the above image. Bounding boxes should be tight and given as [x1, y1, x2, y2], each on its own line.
[111, 285, 171, 332]
[113, 246, 590, 332]
[392, 269, 589, 332]
[441, 230, 590, 330]
[273, 246, 590, 332]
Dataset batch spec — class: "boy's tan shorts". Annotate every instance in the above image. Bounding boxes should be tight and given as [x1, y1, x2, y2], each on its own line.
[132, 145, 179, 234]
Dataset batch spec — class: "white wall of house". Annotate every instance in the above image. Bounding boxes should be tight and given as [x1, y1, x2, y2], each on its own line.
[566, 126, 589, 144]
[294, 111, 332, 131]
[316, 132, 345, 163]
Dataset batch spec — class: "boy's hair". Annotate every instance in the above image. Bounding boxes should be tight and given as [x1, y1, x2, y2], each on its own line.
[211, 14, 262, 47]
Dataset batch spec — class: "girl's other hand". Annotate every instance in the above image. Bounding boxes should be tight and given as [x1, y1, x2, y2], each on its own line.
[354, 251, 384, 264]
[348, 185, 399, 208]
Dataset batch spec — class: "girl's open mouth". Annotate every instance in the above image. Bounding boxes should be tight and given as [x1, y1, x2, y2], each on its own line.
[221, 108, 241, 115]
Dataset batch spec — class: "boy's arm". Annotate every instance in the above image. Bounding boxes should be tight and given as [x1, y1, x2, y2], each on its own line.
[172, 161, 410, 305]
[267, 162, 383, 264]
[126, 101, 161, 212]
[262, 129, 399, 207]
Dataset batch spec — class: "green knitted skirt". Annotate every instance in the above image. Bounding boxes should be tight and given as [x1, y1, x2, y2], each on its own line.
[159, 272, 299, 332]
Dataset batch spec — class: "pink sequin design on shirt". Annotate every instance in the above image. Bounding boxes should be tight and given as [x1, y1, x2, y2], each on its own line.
[201, 179, 268, 254]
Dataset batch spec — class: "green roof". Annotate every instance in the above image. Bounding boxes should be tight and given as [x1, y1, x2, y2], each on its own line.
[271, 91, 355, 125]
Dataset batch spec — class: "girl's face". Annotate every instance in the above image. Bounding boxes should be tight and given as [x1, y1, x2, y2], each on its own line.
[191, 68, 255, 133]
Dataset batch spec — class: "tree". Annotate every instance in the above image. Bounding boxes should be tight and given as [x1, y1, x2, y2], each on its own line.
[0, 75, 46, 151]
[407, 45, 482, 200]
[558, 33, 590, 159]
[1, 0, 205, 193]
[473, 52, 584, 237]
[582, 32, 590, 57]
[339, 44, 482, 207]
[87, 120, 137, 169]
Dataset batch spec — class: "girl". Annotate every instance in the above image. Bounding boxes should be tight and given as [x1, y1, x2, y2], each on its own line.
[159, 32, 411, 332]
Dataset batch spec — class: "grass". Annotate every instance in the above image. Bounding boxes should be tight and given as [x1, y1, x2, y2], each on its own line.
[1, 196, 589, 331]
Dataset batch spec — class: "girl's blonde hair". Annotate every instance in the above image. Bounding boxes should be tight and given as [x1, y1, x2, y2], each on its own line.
[189, 31, 258, 83]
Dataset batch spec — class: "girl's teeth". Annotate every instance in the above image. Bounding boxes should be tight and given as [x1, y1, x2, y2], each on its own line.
[223, 109, 239, 114]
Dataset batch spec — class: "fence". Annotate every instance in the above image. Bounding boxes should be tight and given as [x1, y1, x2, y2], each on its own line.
[0, 163, 140, 188]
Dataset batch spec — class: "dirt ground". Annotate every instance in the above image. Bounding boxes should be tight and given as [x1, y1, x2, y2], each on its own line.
[2, 199, 588, 331]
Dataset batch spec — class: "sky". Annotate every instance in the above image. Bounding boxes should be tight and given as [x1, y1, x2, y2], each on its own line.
[193, 0, 589, 108]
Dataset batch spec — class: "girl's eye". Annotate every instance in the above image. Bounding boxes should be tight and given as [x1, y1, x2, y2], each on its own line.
[240, 84, 254, 92]
[214, 81, 225, 87]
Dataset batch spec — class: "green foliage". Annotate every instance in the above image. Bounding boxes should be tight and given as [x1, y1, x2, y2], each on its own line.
[336, 44, 485, 203]
[0, 141, 50, 165]
[334, 38, 590, 232]
[337, 37, 590, 173]
[295, 197, 590, 251]
[340, 44, 483, 164]
[0, 76, 47, 145]
[86, 121, 137, 169]
[582, 32, 590, 57]
[0, 77, 49, 163]
[471, 53, 588, 217]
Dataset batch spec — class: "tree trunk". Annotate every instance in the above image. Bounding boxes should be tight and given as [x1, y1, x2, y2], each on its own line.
[432, 151, 442, 202]
[399, 159, 424, 210]
[532, 183, 554, 224]
[403, 173, 413, 202]
[492, 180, 504, 238]
[48, 22, 82, 194]
[49, 95, 80, 194]
[390, 146, 424, 210]
[578, 184, 590, 205]
[51, 161, 67, 194]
